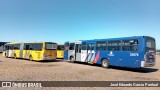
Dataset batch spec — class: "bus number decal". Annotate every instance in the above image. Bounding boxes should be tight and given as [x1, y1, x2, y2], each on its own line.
[130, 53, 139, 56]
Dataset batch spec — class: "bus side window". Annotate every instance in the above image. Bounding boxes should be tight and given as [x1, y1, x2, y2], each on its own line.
[76, 44, 81, 53]
[5, 46, 7, 50]
[87, 44, 94, 50]
[7, 46, 9, 50]
[10, 45, 14, 50]
[82, 42, 86, 50]
[91, 44, 94, 50]
[79, 45, 81, 53]
[76, 44, 79, 53]
[69, 43, 75, 50]
[122, 40, 138, 51]
[13, 44, 20, 50]
[29, 44, 33, 50]
[87, 44, 91, 50]
[96, 42, 101, 50]
[96, 42, 107, 50]
[108, 41, 121, 51]
[26, 45, 30, 50]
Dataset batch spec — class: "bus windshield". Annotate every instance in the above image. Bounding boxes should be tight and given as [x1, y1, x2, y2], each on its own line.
[57, 45, 64, 50]
[45, 43, 57, 50]
[146, 37, 156, 51]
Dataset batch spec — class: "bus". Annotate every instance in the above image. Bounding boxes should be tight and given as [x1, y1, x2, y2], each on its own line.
[64, 36, 156, 68]
[57, 45, 64, 59]
[3, 42, 57, 61]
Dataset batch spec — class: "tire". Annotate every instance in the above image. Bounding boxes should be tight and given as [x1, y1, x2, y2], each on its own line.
[70, 56, 75, 63]
[5, 53, 8, 58]
[101, 59, 109, 68]
[29, 55, 33, 61]
[14, 54, 17, 59]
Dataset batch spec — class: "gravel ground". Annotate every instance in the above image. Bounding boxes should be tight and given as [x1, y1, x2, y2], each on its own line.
[0, 54, 159, 90]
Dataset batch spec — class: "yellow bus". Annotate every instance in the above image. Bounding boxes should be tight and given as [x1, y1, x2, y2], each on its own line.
[3, 42, 57, 61]
[57, 45, 64, 59]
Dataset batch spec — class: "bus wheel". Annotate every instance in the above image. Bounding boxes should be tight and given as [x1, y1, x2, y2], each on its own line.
[14, 54, 17, 59]
[5, 53, 8, 58]
[101, 59, 109, 68]
[29, 56, 33, 61]
[70, 56, 75, 63]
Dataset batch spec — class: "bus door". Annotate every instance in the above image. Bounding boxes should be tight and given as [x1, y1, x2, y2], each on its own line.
[75, 44, 81, 61]
[19, 43, 24, 58]
[68, 43, 75, 60]
[8, 45, 13, 57]
[81, 42, 87, 62]
[86, 43, 96, 63]
[5, 45, 9, 57]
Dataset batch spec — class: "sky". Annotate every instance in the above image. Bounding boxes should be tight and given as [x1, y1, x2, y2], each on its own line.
[0, 0, 160, 49]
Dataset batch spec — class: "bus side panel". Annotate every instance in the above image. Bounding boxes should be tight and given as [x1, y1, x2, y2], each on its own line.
[57, 50, 64, 58]
[30, 50, 43, 61]
[9, 50, 14, 57]
[64, 51, 68, 60]
[117, 52, 143, 68]
[95, 51, 145, 68]
[23, 50, 29, 59]
[81, 50, 87, 62]
[23, 50, 43, 60]
[14, 50, 20, 58]
[117, 38, 145, 68]
[95, 51, 122, 66]
[68, 50, 75, 60]
[2, 51, 5, 56]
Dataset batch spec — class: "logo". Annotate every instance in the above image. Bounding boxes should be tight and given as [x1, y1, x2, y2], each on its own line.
[108, 51, 114, 56]
[2, 82, 12, 87]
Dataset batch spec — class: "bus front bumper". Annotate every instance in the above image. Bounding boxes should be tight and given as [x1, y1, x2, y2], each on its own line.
[141, 61, 155, 67]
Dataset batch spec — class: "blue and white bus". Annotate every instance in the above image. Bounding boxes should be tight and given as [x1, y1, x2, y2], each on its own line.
[64, 36, 156, 68]
[0, 42, 8, 53]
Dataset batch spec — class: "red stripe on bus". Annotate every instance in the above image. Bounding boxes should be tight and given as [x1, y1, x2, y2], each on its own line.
[94, 51, 100, 63]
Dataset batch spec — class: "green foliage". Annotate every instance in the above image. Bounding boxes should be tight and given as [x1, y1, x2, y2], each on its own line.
[157, 49, 160, 52]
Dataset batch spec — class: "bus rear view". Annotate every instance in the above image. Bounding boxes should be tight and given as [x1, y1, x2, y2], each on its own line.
[142, 36, 156, 67]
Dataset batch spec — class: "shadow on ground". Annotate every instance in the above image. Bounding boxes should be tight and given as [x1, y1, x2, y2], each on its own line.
[12, 58, 64, 63]
[37, 59, 64, 63]
[67, 61, 159, 73]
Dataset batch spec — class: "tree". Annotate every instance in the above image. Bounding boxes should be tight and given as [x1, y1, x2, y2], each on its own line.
[157, 49, 160, 52]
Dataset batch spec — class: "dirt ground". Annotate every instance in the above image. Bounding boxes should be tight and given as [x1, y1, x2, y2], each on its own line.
[0, 54, 159, 90]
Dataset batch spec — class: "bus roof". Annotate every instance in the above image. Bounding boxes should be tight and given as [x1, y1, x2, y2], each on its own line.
[5, 42, 57, 45]
[57, 44, 64, 46]
[81, 36, 154, 42]
[6, 42, 20, 44]
[25, 42, 57, 44]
